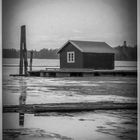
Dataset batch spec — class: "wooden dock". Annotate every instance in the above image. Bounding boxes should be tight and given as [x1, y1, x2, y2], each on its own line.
[28, 68, 137, 77]
[3, 102, 137, 114]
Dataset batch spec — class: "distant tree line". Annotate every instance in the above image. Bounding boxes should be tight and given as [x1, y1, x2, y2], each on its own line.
[3, 48, 59, 59]
[114, 44, 137, 61]
[32, 49, 59, 59]
[3, 45, 137, 61]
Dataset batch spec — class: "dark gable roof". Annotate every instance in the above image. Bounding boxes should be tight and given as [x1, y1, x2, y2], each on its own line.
[58, 40, 115, 53]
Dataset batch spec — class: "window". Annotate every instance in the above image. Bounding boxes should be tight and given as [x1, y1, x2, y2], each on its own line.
[67, 51, 75, 63]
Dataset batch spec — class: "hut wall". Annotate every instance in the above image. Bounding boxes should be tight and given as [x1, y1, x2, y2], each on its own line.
[59, 43, 83, 68]
[83, 53, 114, 69]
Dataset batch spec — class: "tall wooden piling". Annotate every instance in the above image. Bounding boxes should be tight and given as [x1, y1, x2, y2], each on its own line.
[19, 25, 28, 75]
[30, 50, 33, 71]
[19, 27, 24, 74]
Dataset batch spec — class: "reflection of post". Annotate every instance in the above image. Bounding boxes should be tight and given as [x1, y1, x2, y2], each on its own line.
[19, 80, 27, 126]
[30, 51, 33, 71]
[19, 113, 24, 126]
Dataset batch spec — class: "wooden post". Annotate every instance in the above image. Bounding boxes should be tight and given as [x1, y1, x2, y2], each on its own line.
[30, 51, 33, 71]
[22, 25, 28, 75]
[19, 27, 24, 75]
[19, 25, 28, 75]
[23, 46, 28, 75]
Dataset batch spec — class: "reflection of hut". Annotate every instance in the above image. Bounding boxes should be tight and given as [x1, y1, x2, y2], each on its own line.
[58, 40, 115, 69]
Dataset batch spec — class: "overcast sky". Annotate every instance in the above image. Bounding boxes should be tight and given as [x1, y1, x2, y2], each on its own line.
[3, 0, 137, 50]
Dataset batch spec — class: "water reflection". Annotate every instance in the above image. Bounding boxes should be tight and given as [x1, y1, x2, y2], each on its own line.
[19, 79, 27, 126]
[3, 110, 137, 140]
[19, 113, 24, 126]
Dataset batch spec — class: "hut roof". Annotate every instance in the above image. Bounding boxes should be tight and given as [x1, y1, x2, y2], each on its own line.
[58, 40, 115, 53]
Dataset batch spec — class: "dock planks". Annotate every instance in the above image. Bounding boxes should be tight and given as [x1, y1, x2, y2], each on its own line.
[28, 69, 137, 77]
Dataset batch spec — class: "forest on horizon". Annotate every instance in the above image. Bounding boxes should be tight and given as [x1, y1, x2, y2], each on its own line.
[2, 45, 137, 61]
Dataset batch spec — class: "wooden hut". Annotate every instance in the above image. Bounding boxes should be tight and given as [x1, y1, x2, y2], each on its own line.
[57, 40, 115, 69]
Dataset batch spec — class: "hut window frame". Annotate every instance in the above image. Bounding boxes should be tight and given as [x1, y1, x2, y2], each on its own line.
[67, 51, 75, 63]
